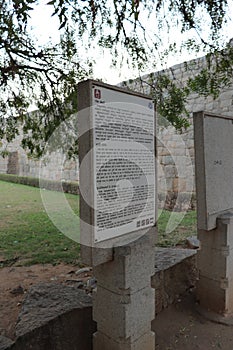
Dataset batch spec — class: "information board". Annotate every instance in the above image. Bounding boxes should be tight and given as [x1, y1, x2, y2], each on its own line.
[194, 111, 233, 230]
[91, 84, 156, 242]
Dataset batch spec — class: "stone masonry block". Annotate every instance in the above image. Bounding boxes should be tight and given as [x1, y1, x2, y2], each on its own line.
[197, 247, 227, 280]
[219, 91, 233, 101]
[220, 99, 231, 108]
[171, 148, 187, 156]
[158, 177, 173, 192]
[93, 232, 155, 293]
[173, 178, 187, 192]
[161, 156, 175, 165]
[198, 219, 233, 249]
[226, 279, 233, 315]
[158, 147, 170, 156]
[152, 249, 197, 315]
[151, 270, 165, 314]
[93, 286, 154, 341]
[199, 246, 233, 280]
[164, 165, 177, 178]
[197, 275, 226, 314]
[93, 331, 155, 350]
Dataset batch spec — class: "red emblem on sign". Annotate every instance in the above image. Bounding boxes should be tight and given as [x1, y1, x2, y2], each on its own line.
[94, 89, 101, 99]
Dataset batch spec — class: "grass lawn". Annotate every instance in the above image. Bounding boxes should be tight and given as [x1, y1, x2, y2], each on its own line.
[0, 180, 197, 266]
[0, 180, 80, 266]
[157, 209, 197, 247]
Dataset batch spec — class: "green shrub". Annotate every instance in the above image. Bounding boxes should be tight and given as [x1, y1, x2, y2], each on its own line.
[0, 173, 79, 194]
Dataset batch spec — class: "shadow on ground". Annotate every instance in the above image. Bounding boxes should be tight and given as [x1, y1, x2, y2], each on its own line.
[153, 291, 233, 350]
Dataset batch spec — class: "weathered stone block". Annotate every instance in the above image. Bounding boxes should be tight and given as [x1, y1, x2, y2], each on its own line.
[197, 275, 226, 314]
[93, 232, 155, 293]
[198, 216, 233, 248]
[151, 270, 165, 314]
[93, 286, 154, 341]
[197, 247, 227, 280]
[161, 156, 175, 165]
[173, 178, 187, 192]
[14, 283, 96, 350]
[164, 165, 177, 178]
[93, 331, 155, 350]
[152, 248, 197, 315]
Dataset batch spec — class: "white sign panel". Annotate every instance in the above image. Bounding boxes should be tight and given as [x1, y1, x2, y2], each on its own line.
[92, 85, 156, 242]
[194, 112, 233, 230]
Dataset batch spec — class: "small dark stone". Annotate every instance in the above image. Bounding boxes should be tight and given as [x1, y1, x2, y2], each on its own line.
[186, 236, 200, 249]
[10, 285, 24, 296]
[75, 267, 92, 276]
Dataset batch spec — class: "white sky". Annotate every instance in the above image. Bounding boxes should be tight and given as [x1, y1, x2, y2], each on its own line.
[29, 0, 233, 85]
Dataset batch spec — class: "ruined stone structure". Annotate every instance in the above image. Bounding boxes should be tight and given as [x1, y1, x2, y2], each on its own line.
[0, 129, 79, 182]
[1, 54, 233, 209]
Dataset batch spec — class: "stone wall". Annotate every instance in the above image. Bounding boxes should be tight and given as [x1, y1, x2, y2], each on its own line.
[125, 55, 233, 210]
[0, 130, 79, 182]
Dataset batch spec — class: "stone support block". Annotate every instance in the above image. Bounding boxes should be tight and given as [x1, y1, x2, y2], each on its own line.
[93, 231, 155, 349]
[197, 275, 226, 314]
[197, 213, 233, 316]
[93, 232, 155, 293]
[197, 247, 228, 281]
[93, 331, 155, 350]
[198, 215, 233, 248]
[93, 286, 154, 341]
[152, 270, 165, 314]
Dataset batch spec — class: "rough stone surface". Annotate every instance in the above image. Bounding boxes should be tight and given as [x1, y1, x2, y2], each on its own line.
[153, 248, 197, 314]
[93, 331, 155, 350]
[186, 236, 200, 249]
[93, 286, 154, 340]
[0, 247, 197, 350]
[0, 336, 14, 350]
[6, 152, 19, 175]
[154, 247, 196, 271]
[93, 231, 155, 294]
[197, 214, 233, 316]
[14, 283, 96, 350]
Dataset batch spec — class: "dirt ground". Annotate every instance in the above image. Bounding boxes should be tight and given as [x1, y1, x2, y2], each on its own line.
[1, 263, 233, 349]
[0, 262, 91, 340]
[153, 293, 233, 350]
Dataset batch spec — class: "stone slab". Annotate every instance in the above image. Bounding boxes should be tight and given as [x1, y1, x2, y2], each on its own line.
[154, 247, 196, 271]
[194, 111, 233, 230]
[15, 283, 96, 350]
